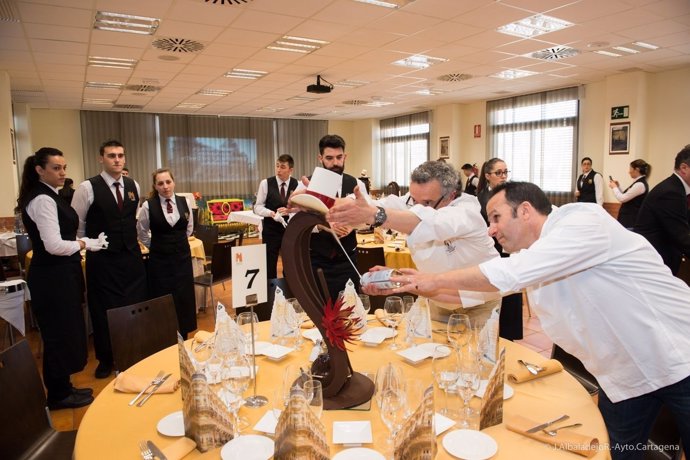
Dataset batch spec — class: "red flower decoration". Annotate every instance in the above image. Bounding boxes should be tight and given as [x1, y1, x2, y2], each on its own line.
[321, 297, 359, 351]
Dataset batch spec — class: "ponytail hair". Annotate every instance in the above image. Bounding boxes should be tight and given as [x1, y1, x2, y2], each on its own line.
[476, 158, 504, 193]
[630, 159, 650, 177]
[16, 147, 64, 211]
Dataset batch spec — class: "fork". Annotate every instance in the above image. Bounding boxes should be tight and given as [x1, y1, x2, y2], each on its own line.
[543, 423, 583, 436]
[129, 371, 165, 406]
[139, 440, 153, 460]
[518, 359, 543, 375]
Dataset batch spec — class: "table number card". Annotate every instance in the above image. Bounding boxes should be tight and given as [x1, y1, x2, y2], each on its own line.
[232, 244, 268, 307]
[479, 347, 506, 430]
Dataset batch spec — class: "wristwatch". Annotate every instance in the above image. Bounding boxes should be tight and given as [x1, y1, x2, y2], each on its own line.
[371, 206, 387, 228]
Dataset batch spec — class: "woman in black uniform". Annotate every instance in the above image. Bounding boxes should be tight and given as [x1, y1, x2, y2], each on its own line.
[18, 147, 102, 409]
[137, 168, 196, 338]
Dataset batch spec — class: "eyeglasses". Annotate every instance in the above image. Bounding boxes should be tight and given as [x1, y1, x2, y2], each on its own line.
[406, 193, 448, 209]
[490, 170, 510, 177]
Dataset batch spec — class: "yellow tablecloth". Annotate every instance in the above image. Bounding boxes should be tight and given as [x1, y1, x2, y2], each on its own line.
[74, 322, 610, 460]
[357, 241, 416, 270]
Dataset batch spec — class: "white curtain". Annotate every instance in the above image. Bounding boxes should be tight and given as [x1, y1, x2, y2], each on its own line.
[377, 111, 430, 191]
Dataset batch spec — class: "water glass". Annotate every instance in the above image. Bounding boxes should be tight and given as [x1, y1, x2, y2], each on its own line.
[383, 296, 404, 350]
[236, 311, 259, 354]
[447, 313, 471, 351]
[432, 345, 459, 416]
[286, 298, 305, 350]
[458, 352, 480, 428]
[303, 379, 323, 419]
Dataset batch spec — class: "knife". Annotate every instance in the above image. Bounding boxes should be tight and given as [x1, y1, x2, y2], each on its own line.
[147, 440, 168, 460]
[136, 373, 172, 407]
[525, 414, 570, 433]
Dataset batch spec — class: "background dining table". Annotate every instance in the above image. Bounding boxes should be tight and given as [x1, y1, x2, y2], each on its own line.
[74, 320, 610, 459]
[357, 234, 417, 270]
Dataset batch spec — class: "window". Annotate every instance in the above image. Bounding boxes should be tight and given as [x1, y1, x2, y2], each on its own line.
[378, 111, 430, 189]
[487, 87, 579, 193]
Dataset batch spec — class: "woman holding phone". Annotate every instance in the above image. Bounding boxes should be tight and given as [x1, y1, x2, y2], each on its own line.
[608, 159, 651, 229]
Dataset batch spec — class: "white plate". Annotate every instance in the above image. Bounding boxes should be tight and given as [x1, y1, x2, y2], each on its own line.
[262, 344, 294, 361]
[291, 193, 329, 214]
[474, 380, 514, 400]
[332, 421, 373, 445]
[156, 410, 185, 437]
[333, 447, 385, 460]
[434, 412, 456, 436]
[302, 328, 323, 343]
[220, 435, 274, 460]
[253, 409, 281, 435]
[251, 341, 273, 355]
[443, 429, 498, 460]
[359, 327, 397, 345]
[396, 342, 450, 364]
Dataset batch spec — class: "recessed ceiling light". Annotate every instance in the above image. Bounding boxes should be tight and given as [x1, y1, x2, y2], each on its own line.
[334, 80, 369, 88]
[288, 96, 319, 102]
[94, 11, 160, 35]
[353, 0, 415, 8]
[176, 102, 206, 109]
[85, 82, 124, 90]
[224, 68, 267, 79]
[632, 41, 659, 50]
[612, 46, 639, 54]
[491, 69, 538, 80]
[365, 101, 394, 107]
[256, 107, 284, 112]
[82, 98, 114, 105]
[594, 50, 622, 57]
[197, 89, 233, 96]
[393, 54, 448, 69]
[415, 88, 451, 96]
[88, 56, 137, 69]
[497, 14, 573, 39]
[267, 36, 328, 54]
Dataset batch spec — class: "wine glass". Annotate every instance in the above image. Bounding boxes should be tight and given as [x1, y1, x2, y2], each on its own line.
[223, 352, 252, 436]
[236, 311, 259, 354]
[432, 345, 459, 416]
[302, 379, 323, 419]
[375, 363, 407, 444]
[447, 313, 471, 351]
[457, 351, 481, 428]
[285, 298, 305, 350]
[383, 296, 404, 350]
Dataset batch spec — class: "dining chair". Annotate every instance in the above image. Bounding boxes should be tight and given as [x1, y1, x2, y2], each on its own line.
[193, 224, 218, 266]
[106, 294, 179, 373]
[0, 339, 77, 460]
[355, 246, 387, 310]
[644, 405, 683, 460]
[550, 344, 599, 396]
[235, 277, 292, 321]
[193, 239, 239, 315]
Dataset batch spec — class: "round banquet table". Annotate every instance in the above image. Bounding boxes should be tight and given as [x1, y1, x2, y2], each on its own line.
[357, 241, 416, 270]
[74, 321, 610, 459]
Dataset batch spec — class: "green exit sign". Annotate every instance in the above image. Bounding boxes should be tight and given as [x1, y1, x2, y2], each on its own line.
[611, 106, 629, 119]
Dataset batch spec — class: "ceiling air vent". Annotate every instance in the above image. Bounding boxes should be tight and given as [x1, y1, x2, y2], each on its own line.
[294, 113, 318, 117]
[124, 84, 161, 93]
[342, 100, 369, 106]
[152, 37, 204, 53]
[11, 90, 45, 97]
[204, 0, 252, 5]
[0, 0, 20, 22]
[528, 46, 579, 61]
[113, 104, 144, 110]
[437, 73, 472, 82]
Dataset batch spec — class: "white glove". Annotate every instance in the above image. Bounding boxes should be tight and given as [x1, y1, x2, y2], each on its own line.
[80, 232, 109, 252]
[96, 232, 109, 249]
[273, 213, 288, 228]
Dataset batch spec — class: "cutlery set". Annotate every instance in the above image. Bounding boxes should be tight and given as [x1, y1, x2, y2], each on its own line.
[129, 370, 172, 407]
[139, 440, 167, 460]
[518, 359, 544, 375]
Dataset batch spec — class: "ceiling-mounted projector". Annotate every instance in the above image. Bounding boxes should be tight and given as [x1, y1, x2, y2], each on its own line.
[307, 75, 333, 94]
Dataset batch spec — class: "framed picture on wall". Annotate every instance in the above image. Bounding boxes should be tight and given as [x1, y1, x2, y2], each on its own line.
[609, 122, 630, 154]
[439, 136, 450, 159]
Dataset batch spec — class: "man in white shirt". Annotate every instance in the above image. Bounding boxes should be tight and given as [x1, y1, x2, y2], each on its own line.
[71, 140, 148, 379]
[328, 160, 501, 324]
[253, 154, 298, 279]
[390, 181, 690, 459]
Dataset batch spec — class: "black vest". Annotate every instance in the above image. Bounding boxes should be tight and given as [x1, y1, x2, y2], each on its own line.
[85, 175, 140, 252]
[465, 175, 477, 196]
[263, 176, 298, 232]
[577, 170, 599, 203]
[310, 173, 358, 260]
[617, 177, 649, 228]
[22, 182, 81, 267]
[147, 195, 190, 255]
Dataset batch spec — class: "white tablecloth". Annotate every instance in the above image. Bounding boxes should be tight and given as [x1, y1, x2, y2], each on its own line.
[228, 210, 263, 233]
[0, 232, 17, 257]
[0, 279, 29, 336]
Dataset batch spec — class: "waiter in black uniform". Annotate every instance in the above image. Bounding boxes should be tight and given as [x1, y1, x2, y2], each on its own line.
[576, 157, 603, 205]
[137, 168, 196, 338]
[18, 147, 105, 408]
[253, 154, 298, 279]
[306, 134, 371, 302]
[72, 139, 148, 378]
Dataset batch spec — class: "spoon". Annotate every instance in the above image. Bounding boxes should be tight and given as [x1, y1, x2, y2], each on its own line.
[543, 423, 583, 436]
[518, 359, 543, 375]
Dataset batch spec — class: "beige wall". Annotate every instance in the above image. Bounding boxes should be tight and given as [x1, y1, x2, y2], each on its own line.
[0, 72, 19, 217]
[18, 65, 690, 207]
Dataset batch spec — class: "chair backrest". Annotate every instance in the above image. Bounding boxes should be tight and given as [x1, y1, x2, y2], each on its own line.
[107, 294, 179, 373]
[194, 224, 218, 258]
[15, 234, 32, 272]
[209, 239, 238, 283]
[237, 278, 292, 321]
[551, 344, 599, 396]
[356, 246, 386, 275]
[0, 340, 52, 459]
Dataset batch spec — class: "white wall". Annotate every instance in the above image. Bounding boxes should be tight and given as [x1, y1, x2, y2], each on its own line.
[0, 72, 19, 217]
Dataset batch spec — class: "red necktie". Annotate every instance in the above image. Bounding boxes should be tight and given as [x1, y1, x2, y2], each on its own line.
[114, 182, 123, 211]
[166, 198, 173, 214]
[280, 182, 286, 202]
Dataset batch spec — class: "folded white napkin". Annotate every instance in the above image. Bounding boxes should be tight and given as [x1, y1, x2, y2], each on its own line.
[406, 297, 432, 339]
[341, 279, 367, 330]
[270, 287, 297, 338]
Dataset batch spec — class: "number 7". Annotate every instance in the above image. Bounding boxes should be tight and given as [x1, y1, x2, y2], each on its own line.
[245, 268, 259, 289]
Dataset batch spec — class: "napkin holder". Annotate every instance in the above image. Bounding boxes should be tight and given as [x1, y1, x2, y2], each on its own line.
[282, 212, 375, 409]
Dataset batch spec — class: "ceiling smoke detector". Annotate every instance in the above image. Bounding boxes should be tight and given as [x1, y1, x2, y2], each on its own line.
[152, 37, 204, 53]
[306, 75, 333, 94]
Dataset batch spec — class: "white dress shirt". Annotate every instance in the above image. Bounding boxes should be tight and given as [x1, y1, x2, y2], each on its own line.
[25, 181, 81, 256]
[137, 196, 193, 248]
[479, 203, 690, 402]
[579, 171, 604, 205]
[71, 171, 141, 238]
[254, 176, 292, 218]
[612, 175, 646, 203]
